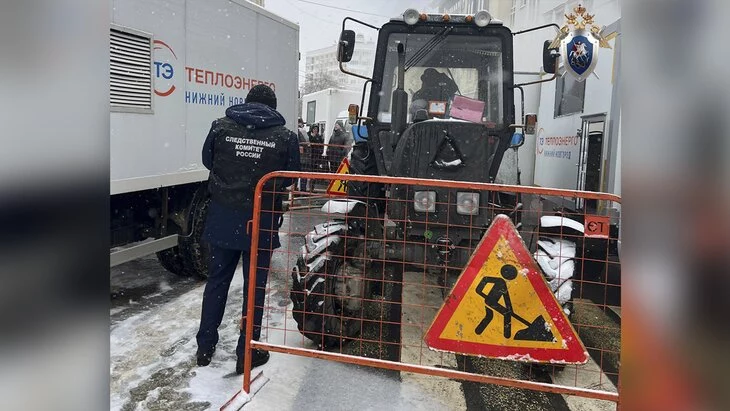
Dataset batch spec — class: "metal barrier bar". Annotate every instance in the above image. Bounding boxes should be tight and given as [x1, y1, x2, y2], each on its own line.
[109, 234, 178, 267]
[242, 170, 622, 406]
[252, 342, 620, 402]
[262, 171, 621, 201]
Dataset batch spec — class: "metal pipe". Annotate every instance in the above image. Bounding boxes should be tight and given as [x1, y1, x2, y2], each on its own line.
[243, 191, 262, 393]
[512, 23, 560, 36]
[339, 60, 373, 82]
[396, 42, 405, 90]
[255, 171, 622, 203]
[342, 16, 379, 31]
[514, 71, 557, 87]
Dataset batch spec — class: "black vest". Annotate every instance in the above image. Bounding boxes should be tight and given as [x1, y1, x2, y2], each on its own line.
[208, 117, 292, 210]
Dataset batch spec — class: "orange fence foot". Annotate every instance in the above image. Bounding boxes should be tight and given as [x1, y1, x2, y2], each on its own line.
[220, 371, 269, 411]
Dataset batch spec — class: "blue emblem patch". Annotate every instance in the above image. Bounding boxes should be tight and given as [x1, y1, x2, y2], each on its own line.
[567, 35, 594, 76]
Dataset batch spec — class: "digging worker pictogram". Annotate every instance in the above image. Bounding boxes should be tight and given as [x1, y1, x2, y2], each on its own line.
[474, 264, 555, 342]
[475, 264, 517, 338]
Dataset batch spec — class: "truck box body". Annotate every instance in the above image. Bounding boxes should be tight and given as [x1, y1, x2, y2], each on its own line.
[110, 0, 299, 195]
[531, 18, 621, 201]
[301, 88, 364, 143]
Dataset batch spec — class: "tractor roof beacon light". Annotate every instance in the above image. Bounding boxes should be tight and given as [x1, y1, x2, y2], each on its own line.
[403, 9, 420, 26]
[474, 10, 492, 27]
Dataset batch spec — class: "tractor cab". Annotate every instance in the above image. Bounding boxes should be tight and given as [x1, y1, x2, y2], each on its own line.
[339, 10, 517, 184]
[338, 10, 525, 243]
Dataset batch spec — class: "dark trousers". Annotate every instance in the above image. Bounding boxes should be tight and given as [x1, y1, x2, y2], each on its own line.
[196, 245, 272, 358]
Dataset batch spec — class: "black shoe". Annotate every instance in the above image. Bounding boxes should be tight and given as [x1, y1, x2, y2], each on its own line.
[235, 349, 270, 374]
[196, 348, 215, 366]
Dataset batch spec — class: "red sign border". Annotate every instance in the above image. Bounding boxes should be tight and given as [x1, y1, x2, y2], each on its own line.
[325, 158, 351, 196]
[424, 215, 588, 364]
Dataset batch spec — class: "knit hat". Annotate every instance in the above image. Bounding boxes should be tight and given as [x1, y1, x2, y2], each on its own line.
[245, 84, 277, 109]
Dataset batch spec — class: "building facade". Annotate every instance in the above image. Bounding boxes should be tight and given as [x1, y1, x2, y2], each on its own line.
[304, 34, 375, 92]
[435, 0, 513, 20]
[437, 0, 490, 14]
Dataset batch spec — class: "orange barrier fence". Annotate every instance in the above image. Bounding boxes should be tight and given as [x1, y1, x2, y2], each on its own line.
[239, 171, 622, 407]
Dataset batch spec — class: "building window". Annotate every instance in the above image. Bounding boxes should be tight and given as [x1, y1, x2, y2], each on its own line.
[544, 3, 565, 24]
[554, 68, 586, 117]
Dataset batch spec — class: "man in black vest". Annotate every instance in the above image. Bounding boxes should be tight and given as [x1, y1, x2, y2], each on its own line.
[196, 84, 300, 374]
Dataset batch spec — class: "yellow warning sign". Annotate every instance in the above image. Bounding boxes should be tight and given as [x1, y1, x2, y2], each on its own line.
[326, 158, 350, 196]
[424, 215, 588, 363]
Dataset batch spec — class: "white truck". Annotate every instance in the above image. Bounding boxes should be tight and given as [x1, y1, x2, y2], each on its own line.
[523, 17, 622, 308]
[301, 88, 365, 143]
[531, 18, 621, 214]
[109, 0, 299, 278]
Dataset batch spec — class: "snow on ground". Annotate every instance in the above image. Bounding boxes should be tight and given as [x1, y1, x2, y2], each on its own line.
[111, 263, 467, 411]
[110, 270, 233, 411]
[111, 222, 472, 411]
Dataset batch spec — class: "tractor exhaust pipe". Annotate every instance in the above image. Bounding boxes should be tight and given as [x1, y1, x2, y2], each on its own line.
[391, 42, 408, 143]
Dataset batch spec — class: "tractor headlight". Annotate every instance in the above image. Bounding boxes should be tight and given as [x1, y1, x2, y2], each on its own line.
[474, 10, 492, 27]
[413, 191, 436, 213]
[403, 9, 420, 25]
[456, 192, 480, 215]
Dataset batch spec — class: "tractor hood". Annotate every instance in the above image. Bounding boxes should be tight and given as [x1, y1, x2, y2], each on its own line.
[390, 120, 503, 182]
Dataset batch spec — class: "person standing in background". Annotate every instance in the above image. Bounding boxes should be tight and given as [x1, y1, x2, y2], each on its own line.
[307, 124, 324, 191]
[327, 121, 353, 171]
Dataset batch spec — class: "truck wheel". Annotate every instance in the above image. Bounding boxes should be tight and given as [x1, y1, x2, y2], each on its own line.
[180, 188, 211, 280]
[155, 247, 188, 276]
[290, 221, 370, 348]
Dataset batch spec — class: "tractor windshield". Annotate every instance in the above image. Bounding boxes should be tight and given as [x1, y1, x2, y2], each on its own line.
[377, 32, 504, 128]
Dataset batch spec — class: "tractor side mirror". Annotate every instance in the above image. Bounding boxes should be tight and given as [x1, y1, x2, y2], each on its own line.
[337, 30, 356, 63]
[543, 40, 559, 74]
[510, 132, 525, 148]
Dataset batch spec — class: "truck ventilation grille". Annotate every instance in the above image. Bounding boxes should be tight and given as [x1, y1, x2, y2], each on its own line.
[110, 28, 152, 110]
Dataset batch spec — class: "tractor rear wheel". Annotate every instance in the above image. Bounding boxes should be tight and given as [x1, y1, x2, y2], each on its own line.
[290, 221, 373, 348]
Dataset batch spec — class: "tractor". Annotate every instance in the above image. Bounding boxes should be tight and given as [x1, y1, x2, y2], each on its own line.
[290, 9, 580, 348]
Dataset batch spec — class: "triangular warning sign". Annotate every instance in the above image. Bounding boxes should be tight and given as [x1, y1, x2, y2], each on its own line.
[424, 215, 588, 364]
[326, 158, 350, 196]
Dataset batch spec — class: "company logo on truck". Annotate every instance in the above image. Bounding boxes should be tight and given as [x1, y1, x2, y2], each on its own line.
[153, 40, 177, 97]
[536, 128, 579, 159]
[153, 39, 278, 106]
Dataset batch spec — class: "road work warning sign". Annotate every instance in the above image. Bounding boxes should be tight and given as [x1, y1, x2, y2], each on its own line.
[424, 215, 588, 364]
[326, 158, 350, 196]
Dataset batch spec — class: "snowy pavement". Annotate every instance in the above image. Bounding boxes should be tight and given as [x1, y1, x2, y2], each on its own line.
[110, 266, 467, 410]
